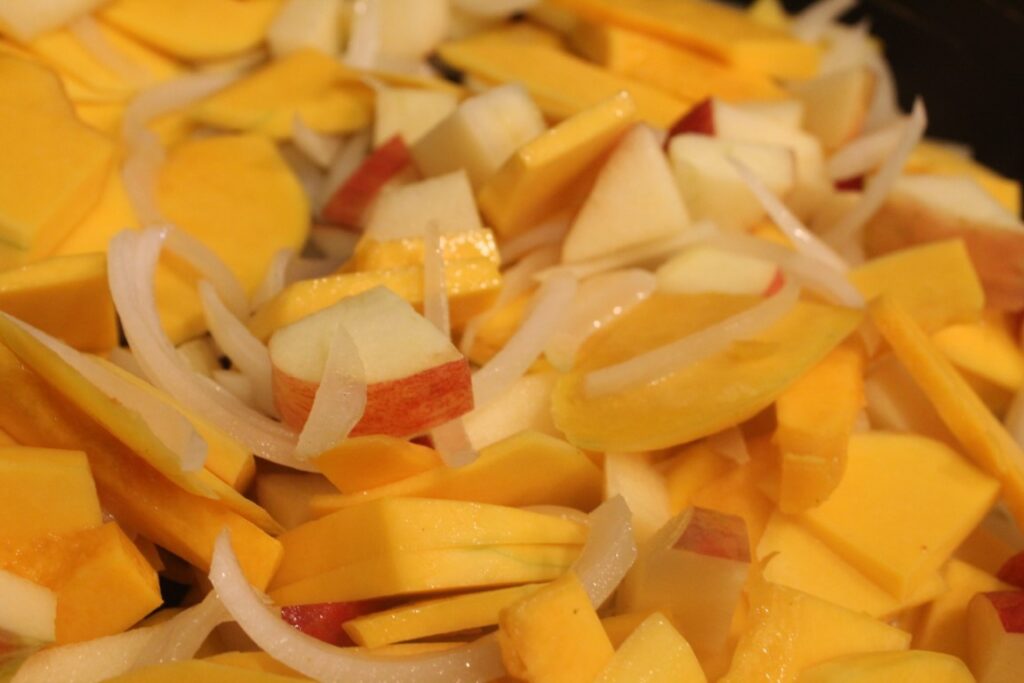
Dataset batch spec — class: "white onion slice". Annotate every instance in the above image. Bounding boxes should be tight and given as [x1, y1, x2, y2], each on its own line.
[5, 315, 207, 473]
[422, 223, 450, 336]
[824, 98, 927, 248]
[707, 426, 750, 465]
[863, 51, 901, 132]
[344, 0, 382, 70]
[544, 269, 657, 372]
[292, 115, 341, 169]
[252, 248, 296, 310]
[122, 69, 243, 142]
[584, 280, 801, 398]
[729, 157, 849, 273]
[107, 346, 146, 379]
[164, 229, 249, 319]
[199, 281, 276, 417]
[131, 592, 229, 667]
[108, 228, 307, 469]
[294, 323, 367, 460]
[789, 0, 857, 42]
[826, 118, 906, 181]
[319, 132, 371, 212]
[69, 15, 149, 85]
[497, 211, 572, 265]
[209, 531, 507, 682]
[121, 132, 166, 227]
[472, 272, 578, 408]
[571, 496, 637, 608]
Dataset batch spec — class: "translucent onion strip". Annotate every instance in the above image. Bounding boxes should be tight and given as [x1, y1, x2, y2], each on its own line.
[164, 229, 249, 318]
[294, 323, 367, 460]
[292, 115, 341, 169]
[209, 531, 507, 683]
[472, 272, 578, 408]
[422, 223, 450, 336]
[729, 157, 849, 273]
[319, 132, 371, 212]
[497, 211, 572, 265]
[584, 280, 801, 398]
[131, 592, 229, 667]
[69, 15, 149, 86]
[108, 228, 306, 469]
[826, 118, 906, 181]
[251, 248, 295, 310]
[789, 0, 857, 42]
[571, 496, 637, 608]
[825, 98, 928, 248]
[344, 0, 382, 70]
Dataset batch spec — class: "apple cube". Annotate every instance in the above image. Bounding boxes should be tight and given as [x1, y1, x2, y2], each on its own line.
[668, 134, 796, 231]
[280, 600, 376, 646]
[374, 87, 458, 147]
[735, 99, 805, 129]
[968, 591, 1024, 683]
[267, 0, 343, 57]
[789, 66, 875, 151]
[656, 245, 780, 296]
[377, 0, 450, 62]
[364, 170, 483, 241]
[798, 651, 975, 683]
[321, 135, 413, 229]
[998, 551, 1024, 589]
[0, 568, 56, 642]
[269, 286, 473, 438]
[314, 435, 442, 493]
[411, 83, 547, 189]
[562, 125, 690, 263]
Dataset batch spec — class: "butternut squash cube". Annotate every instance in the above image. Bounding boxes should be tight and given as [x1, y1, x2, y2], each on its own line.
[0, 54, 74, 116]
[313, 435, 442, 494]
[106, 659, 304, 683]
[797, 650, 975, 683]
[0, 446, 101, 541]
[351, 228, 500, 272]
[254, 471, 338, 531]
[934, 311, 1024, 394]
[595, 613, 706, 683]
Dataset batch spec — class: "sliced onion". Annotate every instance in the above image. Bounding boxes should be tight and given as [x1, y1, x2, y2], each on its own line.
[584, 280, 801, 398]
[209, 531, 507, 682]
[471, 272, 578, 407]
[292, 115, 342, 169]
[863, 51, 901, 132]
[5, 315, 207, 474]
[319, 132, 371, 213]
[789, 0, 857, 42]
[729, 156, 849, 273]
[280, 144, 327, 211]
[121, 132, 166, 226]
[707, 426, 750, 465]
[199, 281, 276, 416]
[544, 269, 657, 372]
[294, 323, 367, 460]
[107, 346, 146, 379]
[826, 118, 906, 181]
[430, 419, 477, 468]
[252, 248, 296, 310]
[824, 98, 927, 248]
[213, 369, 256, 407]
[108, 228, 307, 469]
[69, 15, 149, 86]
[131, 592, 229, 667]
[497, 211, 572, 265]
[422, 223, 450, 336]
[344, 0, 382, 70]
[164, 229, 249, 318]
[571, 496, 637, 608]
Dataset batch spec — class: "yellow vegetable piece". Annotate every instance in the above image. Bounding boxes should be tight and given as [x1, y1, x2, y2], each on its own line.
[797, 650, 976, 683]
[719, 581, 911, 683]
[352, 228, 500, 272]
[914, 558, 1011, 661]
[100, 0, 282, 62]
[309, 431, 603, 517]
[553, 293, 863, 452]
[551, 0, 820, 79]
[73, 101, 124, 136]
[0, 54, 74, 115]
[191, 49, 373, 138]
[906, 141, 1021, 216]
[0, 342, 283, 590]
[0, 447, 101, 541]
[862, 353, 956, 445]
[0, 104, 115, 254]
[0, 253, 117, 352]
[572, 21, 785, 104]
[870, 295, 1024, 529]
[269, 544, 580, 605]
[800, 432, 999, 600]
[202, 652, 306, 678]
[248, 259, 502, 341]
[438, 38, 689, 127]
[758, 513, 947, 620]
[271, 497, 587, 590]
[775, 340, 865, 513]
[498, 573, 614, 683]
[747, 0, 790, 29]
[156, 134, 309, 342]
[595, 612, 706, 683]
[662, 441, 733, 513]
[52, 165, 136, 257]
[345, 584, 544, 648]
[478, 92, 636, 237]
[314, 435, 442, 494]
[254, 471, 338, 531]
[689, 454, 774, 548]
[849, 240, 984, 333]
[934, 311, 1024, 393]
[107, 660, 305, 683]
[467, 292, 532, 366]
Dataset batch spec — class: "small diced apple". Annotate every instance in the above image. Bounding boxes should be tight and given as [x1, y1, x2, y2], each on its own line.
[377, 0, 450, 63]
[967, 591, 1024, 683]
[657, 245, 780, 296]
[364, 170, 483, 241]
[789, 66, 875, 151]
[374, 87, 458, 147]
[321, 135, 413, 229]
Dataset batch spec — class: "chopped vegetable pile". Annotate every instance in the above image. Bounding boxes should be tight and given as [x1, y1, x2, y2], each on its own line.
[0, 0, 1023, 681]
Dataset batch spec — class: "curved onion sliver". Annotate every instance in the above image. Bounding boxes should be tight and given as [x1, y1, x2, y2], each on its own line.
[209, 531, 507, 683]
[131, 592, 229, 667]
[571, 496, 637, 608]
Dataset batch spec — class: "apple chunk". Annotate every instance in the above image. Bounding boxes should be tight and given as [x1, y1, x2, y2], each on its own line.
[657, 245, 781, 296]
[321, 135, 413, 229]
[270, 286, 473, 438]
[281, 600, 377, 647]
[967, 591, 1024, 683]
[789, 66, 875, 152]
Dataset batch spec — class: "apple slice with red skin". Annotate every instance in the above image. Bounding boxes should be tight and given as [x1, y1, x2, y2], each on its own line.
[967, 591, 1024, 683]
[270, 286, 473, 438]
[998, 551, 1024, 589]
[666, 98, 715, 141]
[321, 135, 413, 230]
[281, 600, 378, 647]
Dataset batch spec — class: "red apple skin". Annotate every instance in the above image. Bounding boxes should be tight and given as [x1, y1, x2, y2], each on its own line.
[674, 507, 751, 563]
[998, 551, 1024, 589]
[281, 601, 376, 646]
[763, 270, 785, 297]
[322, 135, 413, 229]
[984, 591, 1024, 634]
[274, 357, 474, 438]
[835, 176, 865, 192]
[665, 98, 715, 148]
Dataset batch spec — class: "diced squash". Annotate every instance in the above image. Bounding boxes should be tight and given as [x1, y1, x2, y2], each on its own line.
[202, 651, 305, 678]
[100, 0, 283, 61]
[269, 544, 580, 605]
[849, 240, 984, 333]
[800, 432, 999, 600]
[466, 292, 533, 366]
[271, 498, 587, 590]
[0, 54, 74, 115]
[106, 660, 305, 683]
[774, 340, 865, 513]
[0, 447, 101, 541]
[553, 293, 863, 452]
[477, 92, 637, 237]
[747, 0, 789, 29]
[797, 650, 976, 683]
[52, 165, 136, 257]
[907, 141, 1021, 216]
[662, 441, 734, 513]
[863, 353, 956, 445]
[345, 584, 544, 648]
[870, 295, 1024, 529]
[934, 311, 1024, 394]
[719, 581, 911, 683]
[550, 0, 820, 79]
[308, 431, 603, 517]
[594, 613, 706, 683]
[254, 471, 338, 531]
[0, 253, 117, 353]
[190, 49, 372, 138]
[438, 38, 689, 127]
[498, 573, 614, 683]
[353, 229, 499, 272]
[313, 435, 442, 494]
